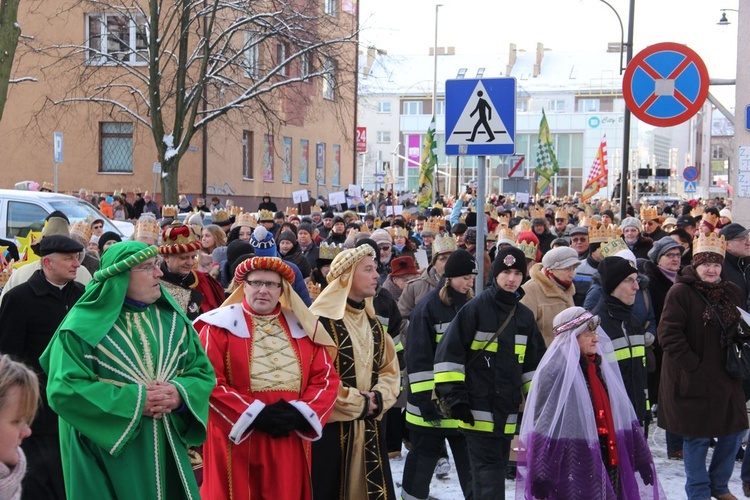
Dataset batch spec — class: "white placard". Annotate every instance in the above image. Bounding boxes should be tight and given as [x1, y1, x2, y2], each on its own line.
[328, 191, 347, 206]
[515, 192, 530, 203]
[413, 248, 429, 270]
[739, 146, 750, 173]
[385, 205, 404, 216]
[347, 184, 362, 200]
[292, 189, 309, 203]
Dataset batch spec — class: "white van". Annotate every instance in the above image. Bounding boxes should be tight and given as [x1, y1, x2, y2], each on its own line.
[0, 189, 134, 241]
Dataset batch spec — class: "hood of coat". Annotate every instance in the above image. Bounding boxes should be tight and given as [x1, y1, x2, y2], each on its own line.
[528, 262, 575, 298]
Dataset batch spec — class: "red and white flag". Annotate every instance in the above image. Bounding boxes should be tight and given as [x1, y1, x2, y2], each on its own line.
[581, 135, 608, 202]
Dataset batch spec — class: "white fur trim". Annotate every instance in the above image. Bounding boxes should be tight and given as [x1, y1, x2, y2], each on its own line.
[229, 400, 265, 444]
[194, 306, 306, 340]
[288, 400, 323, 441]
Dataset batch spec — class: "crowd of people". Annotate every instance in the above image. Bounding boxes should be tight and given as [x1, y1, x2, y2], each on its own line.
[0, 187, 748, 499]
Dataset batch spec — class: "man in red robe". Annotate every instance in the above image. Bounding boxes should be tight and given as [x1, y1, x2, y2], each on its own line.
[158, 222, 225, 319]
[196, 256, 339, 500]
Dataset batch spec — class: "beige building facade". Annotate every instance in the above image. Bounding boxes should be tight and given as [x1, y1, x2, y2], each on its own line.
[1, 1, 358, 211]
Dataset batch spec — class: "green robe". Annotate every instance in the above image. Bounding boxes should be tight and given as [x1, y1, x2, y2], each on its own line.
[40, 301, 215, 500]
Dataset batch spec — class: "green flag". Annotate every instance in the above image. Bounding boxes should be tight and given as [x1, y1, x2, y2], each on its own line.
[417, 116, 437, 209]
[535, 109, 559, 185]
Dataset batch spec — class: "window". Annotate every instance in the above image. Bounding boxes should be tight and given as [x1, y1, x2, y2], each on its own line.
[516, 99, 529, 112]
[577, 98, 600, 112]
[402, 101, 423, 115]
[244, 31, 260, 78]
[7, 202, 48, 238]
[100, 122, 133, 173]
[86, 13, 147, 65]
[435, 100, 445, 116]
[456, 68, 467, 79]
[548, 99, 565, 112]
[377, 101, 391, 113]
[300, 51, 310, 80]
[324, 0, 337, 16]
[377, 131, 391, 143]
[243, 130, 254, 179]
[476, 68, 485, 78]
[323, 56, 336, 100]
[712, 145, 725, 159]
[276, 42, 289, 76]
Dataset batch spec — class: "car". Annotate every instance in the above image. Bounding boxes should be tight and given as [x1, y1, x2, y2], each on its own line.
[0, 189, 134, 241]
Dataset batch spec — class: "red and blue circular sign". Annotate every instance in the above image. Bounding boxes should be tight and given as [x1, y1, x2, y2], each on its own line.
[683, 166, 699, 182]
[623, 42, 709, 127]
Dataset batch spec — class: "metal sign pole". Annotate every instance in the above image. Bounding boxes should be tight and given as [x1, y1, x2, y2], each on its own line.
[54, 162, 59, 193]
[476, 155, 486, 294]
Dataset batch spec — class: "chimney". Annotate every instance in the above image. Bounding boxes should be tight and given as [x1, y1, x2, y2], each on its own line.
[363, 46, 377, 76]
[506, 43, 517, 77]
[533, 42, 545, 78]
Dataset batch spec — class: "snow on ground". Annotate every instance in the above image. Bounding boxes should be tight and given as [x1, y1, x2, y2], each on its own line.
[389, 422, 748, 499]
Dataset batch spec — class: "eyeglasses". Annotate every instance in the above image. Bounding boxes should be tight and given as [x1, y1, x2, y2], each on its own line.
[92, 224, 103, 230]
[245, 280, 282, 289]
[571, 237, 588, 243]
[132, 261, 161, 274]
[662, 251, 682, 259]
[622, 277, 641, 286]
[380, 245, 391, 251]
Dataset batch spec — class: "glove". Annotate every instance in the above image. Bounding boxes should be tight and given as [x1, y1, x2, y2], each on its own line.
[417, 401, 443, 424]
[274, 399, 313, 433]
[637, 463, 654, 486]
[450, 403, 475, 426]
[251, 404, 291, 438]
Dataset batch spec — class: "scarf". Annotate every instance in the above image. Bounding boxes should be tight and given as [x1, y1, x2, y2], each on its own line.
[544, 268, 572, 289]
[0, 447, 26, 500]
[393, 244, 405, 253]
[585, 355, 619, 466]
[695, 277, 741, 346]
[657, 266, 677, 283]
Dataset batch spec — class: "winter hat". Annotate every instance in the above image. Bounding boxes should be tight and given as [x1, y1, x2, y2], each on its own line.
[332, 216, 346, 226]
[598, 256, 637, 295]
[226, 240, 254, 271]
[250, 226, 277, 257]
[370, 229, 392, 247]
[542, 247, 580, 270]
[298, 223, 314, 237]
[613, 249, 637, 267]
[720, 208, 732, 221]
[464, 212, 477, 227]
[389, 256, 420, 278]
[39, 235, 84, 256]
[490, 246, 527, 280]
[452, 222, 468, 235]
[98, 231, 122, 255]
[443, 249, 478, 278]
[323, 211, 334, 220]
[601, 209, 615, 221]
[620, 217, 643, 232]
[278, 230, 297, 245]
[464, 227, 477, 245]
[647, 237, 684, 264]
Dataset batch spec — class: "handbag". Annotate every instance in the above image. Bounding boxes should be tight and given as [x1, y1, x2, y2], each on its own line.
[697, 293, 750, 380]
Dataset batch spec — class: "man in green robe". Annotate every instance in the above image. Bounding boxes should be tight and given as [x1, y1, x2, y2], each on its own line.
[40, 241, 215, 500]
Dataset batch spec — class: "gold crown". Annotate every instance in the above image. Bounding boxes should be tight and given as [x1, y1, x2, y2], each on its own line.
[515, 219, 532, 234]
[530, 207, 546, 219]
[387, 227, 409, 239]
[640, 205, 659, 221]
[484, 203, 497, 219]
[70, 221, 92, 243]
[516, 239, 538, 261]
[306, 281, 322, 301]
[598, 237, 629, 258]
[235, 212, 257, 228]
[589, 224, 622, 244]
[422, 218, 442, 235]
[578, 216, 599, 228]
[495, 227, 517, 244]
[228, 206, 244, 217]
[497, 215, 510, 227]
[554, 208, 567, 220]
[318, 242, 344, 260]
[285, 206, 299, 216]
[702, 212, 719, 228]
[374, 217, 382, 228]
[225, 199, 235, 207]
[515, 209, 528, 218]
[258, 209, 274, 222]
[212, 209, 229, 223]
[690, 205, 704, 218]
[693, 232, 726, 258]
[432, 234, 457, 256]
[161, 205, 178, 218]
[134, 214, 160, 241]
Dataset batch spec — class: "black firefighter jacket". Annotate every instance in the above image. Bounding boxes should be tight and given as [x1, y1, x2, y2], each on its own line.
[434, 283, 546, 436]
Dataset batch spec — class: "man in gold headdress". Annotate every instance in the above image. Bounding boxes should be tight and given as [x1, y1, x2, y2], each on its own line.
[310, 245, 401, 499]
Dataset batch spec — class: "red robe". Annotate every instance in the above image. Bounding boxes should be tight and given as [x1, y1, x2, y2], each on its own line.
[196, 302, 338, 500]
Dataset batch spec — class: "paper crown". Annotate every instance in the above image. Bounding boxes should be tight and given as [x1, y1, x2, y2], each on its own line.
[578, 216, 599, 228]
[701, 212, 719, 228]
[529, 207, 546, 220]
[212, 209, 229, 223]
[693, 232, 726, 258]
[432, 234, 457, 256]
[640, 205, 659, 221]
[690, 205, 704, 218]
[373, 217, 382, 228]
[387, 226, 408, 239]
[495, 227, 517, 245]
[516, 239, 538, 261]
[234, 212, 258, 228]
[133, 187, 142, 194]
[161, 205, 178, 218]
[422, 217, 443, 235]
[554, 208, 568, 220]
[225, 199, 235, 207]
[515, 219, 532, 234]
[70, 221, 92, 243]
[589, 224, 622, 244]
[134, 214, 160, 242]
[159, 223, 202, 255]
[484, 203, 497, 218]
[514, 209, 528, 218]
[497, 215, 510, 227]
[598, 237, 630, 258]
[113, 189, 123, 197]
[285, 206, 299, 216]
[318, 242, 344, 261]
[41, 181, 54, 191]
[227, 206, 244, 217]
[258, 209, 275, 222]
[306, 281, 322, 301]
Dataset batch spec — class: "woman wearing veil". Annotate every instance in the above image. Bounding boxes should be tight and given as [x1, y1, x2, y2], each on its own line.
[516, 307, 665, 499]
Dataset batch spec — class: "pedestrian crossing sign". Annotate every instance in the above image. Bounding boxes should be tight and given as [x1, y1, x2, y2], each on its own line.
[445, 77, 516, 156]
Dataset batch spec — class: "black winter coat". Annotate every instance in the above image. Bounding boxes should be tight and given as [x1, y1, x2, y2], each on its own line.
[0, 270, 84, 434]
[434, 283, 546, 436]
[721, 252, 750, 311]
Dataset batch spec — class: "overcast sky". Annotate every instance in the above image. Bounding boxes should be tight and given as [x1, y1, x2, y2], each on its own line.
[359, 0, 739, 107]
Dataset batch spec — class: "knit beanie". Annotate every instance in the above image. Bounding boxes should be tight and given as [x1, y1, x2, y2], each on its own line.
[277, 230, 297, 245]
[620, 217, 643, 232]
[464, 227, 477, 245]
[452, 222, 468, 235]
[226, 240, 254, 270]
[598, 256, 637, 295]
[98, 231, 122, 255]
[464, 212, 477, 227]
[491, 246, 527, 280]
[250, 226, 277, 257]
[443, 249, 478, 278]
[298, 223, 314, 237]
[647, 237, 683, 264]
[370, 229, 392, 247]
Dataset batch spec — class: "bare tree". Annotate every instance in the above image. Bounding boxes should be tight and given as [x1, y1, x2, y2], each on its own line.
[0, 0, 22, 121]
[35, 0, 358, 203]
